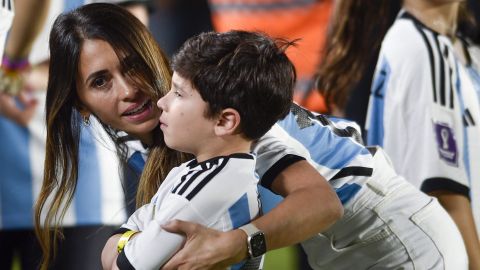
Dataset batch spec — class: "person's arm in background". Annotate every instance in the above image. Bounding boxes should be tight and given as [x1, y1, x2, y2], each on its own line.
[430, 191, 480, 270]
[0, 0, 50, 126]
[119, 1, 150, 26]
[5, 0, 50, 59]
[161, 159, 343, 269]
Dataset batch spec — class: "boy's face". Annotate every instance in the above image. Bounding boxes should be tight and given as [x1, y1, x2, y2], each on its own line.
[157, 72, 217, 156]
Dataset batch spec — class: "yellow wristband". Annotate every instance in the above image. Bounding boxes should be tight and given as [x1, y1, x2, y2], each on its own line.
[117, 230, 138, 253]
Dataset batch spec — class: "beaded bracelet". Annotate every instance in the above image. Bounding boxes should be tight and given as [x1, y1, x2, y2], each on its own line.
[2, 55, 30, 71]
[0, 55, 30, 95]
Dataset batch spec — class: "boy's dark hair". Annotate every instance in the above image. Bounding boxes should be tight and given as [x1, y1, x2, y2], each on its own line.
[172, 30, 296, 140]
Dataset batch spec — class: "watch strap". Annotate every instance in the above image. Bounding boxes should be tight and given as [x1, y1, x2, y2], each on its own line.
[239, 223, 265, 258]
[239, 223, 260, 237]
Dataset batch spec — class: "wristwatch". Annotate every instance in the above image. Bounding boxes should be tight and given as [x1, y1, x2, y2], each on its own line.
[239, 223, 266, 258]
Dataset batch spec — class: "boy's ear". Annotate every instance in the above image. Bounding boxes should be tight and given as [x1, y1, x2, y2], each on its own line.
[214, 108, 241, 136]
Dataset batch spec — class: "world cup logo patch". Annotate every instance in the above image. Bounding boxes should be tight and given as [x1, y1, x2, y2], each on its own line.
[433, 122, 458, 166]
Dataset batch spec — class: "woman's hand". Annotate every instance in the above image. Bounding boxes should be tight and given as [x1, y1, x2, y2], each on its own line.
[161, 220, 248, 270]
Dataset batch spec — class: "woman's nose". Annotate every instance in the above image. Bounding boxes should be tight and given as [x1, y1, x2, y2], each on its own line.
[119, 80, 138, 100]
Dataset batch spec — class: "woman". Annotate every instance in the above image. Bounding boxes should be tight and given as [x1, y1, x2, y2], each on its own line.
[33, 3, 189, 268]
[37, 3, 467, 270]
[366, 1, 480, 269]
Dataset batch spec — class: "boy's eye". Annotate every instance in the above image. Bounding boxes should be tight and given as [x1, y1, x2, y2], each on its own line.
[174, 91, 182, 97]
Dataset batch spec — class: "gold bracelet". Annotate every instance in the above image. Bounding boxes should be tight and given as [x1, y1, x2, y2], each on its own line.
[117, 230, 138, 253]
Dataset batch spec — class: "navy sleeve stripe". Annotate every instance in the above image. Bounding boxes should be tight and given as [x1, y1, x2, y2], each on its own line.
[117, 250, 136, 270]
[421, 177, 470, 200]
[172, 170, 196, 194]
[433, 33, 446, 107]
[260, 154, 305, 190]
[465, 108, 476, 126]
[176, 170, 207, 196]
[290, 104, 363, 143]
[331, 166, 373, 181]
[185, 158, 229, 200]
[403, 12, 438, 104]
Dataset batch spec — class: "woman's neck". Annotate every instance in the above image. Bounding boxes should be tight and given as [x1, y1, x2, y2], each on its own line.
[403, 0, 460, 39]
[136, 133, 153, 148]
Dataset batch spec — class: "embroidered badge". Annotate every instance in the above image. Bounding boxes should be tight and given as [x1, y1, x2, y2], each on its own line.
[433, 122, 458, 166]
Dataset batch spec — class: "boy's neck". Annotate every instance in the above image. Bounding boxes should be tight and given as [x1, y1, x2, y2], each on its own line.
[403, 1, 460, 39]
[194, 136, 252, 163]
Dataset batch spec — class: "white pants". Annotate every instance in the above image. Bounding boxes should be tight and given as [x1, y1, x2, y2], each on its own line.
[302, 148, 468, 270]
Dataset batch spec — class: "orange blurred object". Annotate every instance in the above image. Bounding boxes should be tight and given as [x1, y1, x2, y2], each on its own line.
[209, 0, 332, 113]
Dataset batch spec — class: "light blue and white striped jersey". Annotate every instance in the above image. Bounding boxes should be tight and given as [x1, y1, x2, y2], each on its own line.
[253, 103, 374, 206]
[0, 94, 127, 229]
[118, 153, 260, 270]
[365, 11, 480, 232]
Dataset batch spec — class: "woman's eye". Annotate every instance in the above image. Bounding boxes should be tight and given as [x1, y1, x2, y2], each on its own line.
[92, 77, 107, 88]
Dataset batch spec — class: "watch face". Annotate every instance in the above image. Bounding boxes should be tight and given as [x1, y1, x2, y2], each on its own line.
[250, 232, 266, 257]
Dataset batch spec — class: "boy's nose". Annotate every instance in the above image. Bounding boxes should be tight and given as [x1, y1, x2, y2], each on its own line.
[157, 94, 166, 110]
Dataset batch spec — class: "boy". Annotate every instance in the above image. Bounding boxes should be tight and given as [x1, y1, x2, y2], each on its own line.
[102, 30, 295, 270]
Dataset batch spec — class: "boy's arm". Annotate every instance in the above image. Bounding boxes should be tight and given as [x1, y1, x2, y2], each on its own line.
[101, 202, 152, 270]
[102, 234, 122, 270]
[161, 159, 343, 269]
[116, 157, 259, 270]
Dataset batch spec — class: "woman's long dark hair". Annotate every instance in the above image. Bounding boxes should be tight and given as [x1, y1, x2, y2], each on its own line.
[34, 3, 188, 268]
[316, 0, 401, 113]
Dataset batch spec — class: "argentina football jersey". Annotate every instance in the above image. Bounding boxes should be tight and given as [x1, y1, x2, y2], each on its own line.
[254, 103, 374, 207]
[366, 10, 480, 232]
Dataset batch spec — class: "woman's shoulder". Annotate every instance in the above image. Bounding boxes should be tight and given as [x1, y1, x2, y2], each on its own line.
[380, 16, 434, 69]
[383, 17, 427, 54]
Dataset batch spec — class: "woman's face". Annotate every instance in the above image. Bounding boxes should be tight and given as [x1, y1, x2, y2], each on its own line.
[76, 39, 159, 144]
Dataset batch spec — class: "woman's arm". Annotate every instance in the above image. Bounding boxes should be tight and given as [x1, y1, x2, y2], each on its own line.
[161, 160, 343, 269]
